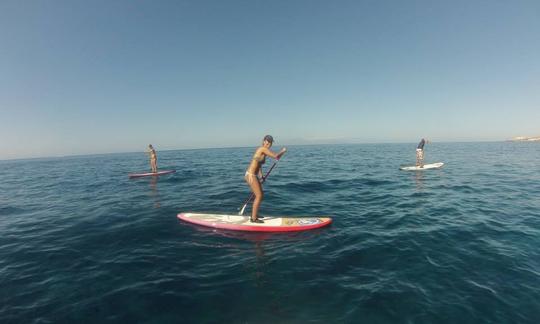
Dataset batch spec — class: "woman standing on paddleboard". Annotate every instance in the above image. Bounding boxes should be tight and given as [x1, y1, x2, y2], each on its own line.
[245, 135, 286, 223]
[147, 144, 158, 173]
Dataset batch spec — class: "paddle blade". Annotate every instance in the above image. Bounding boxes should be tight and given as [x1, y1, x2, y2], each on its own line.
[239, 204, 247, 215]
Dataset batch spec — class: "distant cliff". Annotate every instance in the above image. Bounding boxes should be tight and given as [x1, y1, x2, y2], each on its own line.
[511, 136, 540, 142]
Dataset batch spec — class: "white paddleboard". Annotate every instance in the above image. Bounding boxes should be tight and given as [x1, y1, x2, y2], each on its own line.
[400, 162, 444, 171]
[128, 170, 176, 178]
[178, 213, 332, 232]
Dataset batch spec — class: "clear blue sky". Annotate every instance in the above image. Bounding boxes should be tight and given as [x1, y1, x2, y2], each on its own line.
[1, 0, 539, 159]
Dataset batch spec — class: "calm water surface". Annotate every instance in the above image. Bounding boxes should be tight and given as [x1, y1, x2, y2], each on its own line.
[1, 142, 539, 323]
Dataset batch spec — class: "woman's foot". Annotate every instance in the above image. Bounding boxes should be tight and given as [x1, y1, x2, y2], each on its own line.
[250, 218, 264, 223]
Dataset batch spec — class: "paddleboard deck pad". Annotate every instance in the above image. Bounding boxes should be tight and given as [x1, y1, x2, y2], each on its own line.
[129, 170, 176, 178]
[400, 162, 444, 171]
[178, 213, 332, 232]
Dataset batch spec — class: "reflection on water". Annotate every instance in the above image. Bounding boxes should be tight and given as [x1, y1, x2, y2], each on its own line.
[252, 240, 267, 286]
[149, 176, 161, 208]
[414, 171, 424, 191]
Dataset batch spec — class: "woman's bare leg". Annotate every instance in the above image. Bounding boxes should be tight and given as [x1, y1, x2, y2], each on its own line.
[246, 176, 264, 221]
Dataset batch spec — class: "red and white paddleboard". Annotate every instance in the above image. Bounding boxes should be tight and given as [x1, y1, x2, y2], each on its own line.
[128, 170, 176, 178]
[178, 213, 332, 232]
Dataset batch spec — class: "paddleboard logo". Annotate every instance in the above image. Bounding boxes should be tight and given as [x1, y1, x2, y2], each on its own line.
[298, 219, 321, 225]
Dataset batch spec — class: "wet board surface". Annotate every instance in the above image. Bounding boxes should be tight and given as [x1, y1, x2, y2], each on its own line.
[178, 213, 332, 232]
[128, 170, 176, 178]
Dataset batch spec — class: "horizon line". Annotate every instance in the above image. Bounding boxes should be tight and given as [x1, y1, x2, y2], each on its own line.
[0, 139, 517, 162]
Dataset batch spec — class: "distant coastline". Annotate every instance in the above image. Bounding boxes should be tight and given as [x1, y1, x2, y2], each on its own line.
[510, 136, 540, 142]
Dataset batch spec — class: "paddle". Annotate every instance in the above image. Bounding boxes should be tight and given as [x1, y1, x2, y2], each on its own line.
[238, 156, 283, 216]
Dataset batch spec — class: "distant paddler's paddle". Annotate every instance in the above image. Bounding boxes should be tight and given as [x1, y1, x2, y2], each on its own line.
[238, 156, 284, 216]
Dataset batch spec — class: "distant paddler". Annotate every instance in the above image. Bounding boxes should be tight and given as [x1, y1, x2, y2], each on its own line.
[147, 144, 158, 173]
[416, 138, 430, 168]
[244, 135, 286, 223]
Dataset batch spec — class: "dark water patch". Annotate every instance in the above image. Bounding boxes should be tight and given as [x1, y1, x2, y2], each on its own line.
[0, 205, 28, 217]
[277, 177, 394, 193]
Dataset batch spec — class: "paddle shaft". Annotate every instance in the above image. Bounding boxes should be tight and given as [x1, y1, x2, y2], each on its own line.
[238, 158, 281, 215]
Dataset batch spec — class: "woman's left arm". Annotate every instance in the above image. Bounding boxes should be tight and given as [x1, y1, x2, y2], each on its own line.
[262, 147, 287, 159]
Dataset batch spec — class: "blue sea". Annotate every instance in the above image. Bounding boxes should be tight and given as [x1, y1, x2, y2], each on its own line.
[1, 142, 539, 323]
